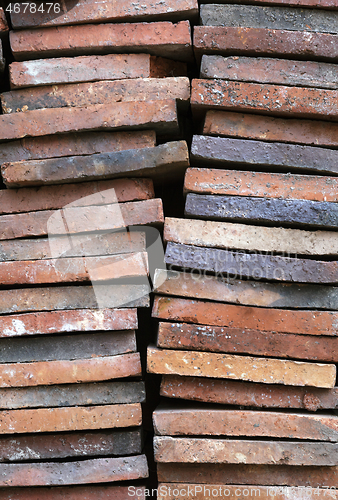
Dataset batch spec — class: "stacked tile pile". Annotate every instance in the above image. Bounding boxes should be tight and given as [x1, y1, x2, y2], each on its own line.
[0, 7, 8, 75]
[0, 1, 195, 497]
[0, 178, 159, 498]
[148, 0, 338, 496]
[1, 0, 196, 157]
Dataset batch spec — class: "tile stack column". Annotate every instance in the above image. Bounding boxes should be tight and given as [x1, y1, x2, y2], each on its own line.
[0, 1, 195, 497]
[148, 0, 338, 497]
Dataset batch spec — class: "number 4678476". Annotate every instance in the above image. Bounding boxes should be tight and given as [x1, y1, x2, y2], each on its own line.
[6, 3, 61, 14]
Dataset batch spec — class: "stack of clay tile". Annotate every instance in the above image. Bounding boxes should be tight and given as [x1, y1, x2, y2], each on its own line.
[0, 1, 196, 498]
[0, 1, 197, 184]
[148, 0, 338, 497]
[0, 7, 8, 76]
[0, 179, 160, 498]
[0, 0, 197, 170]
